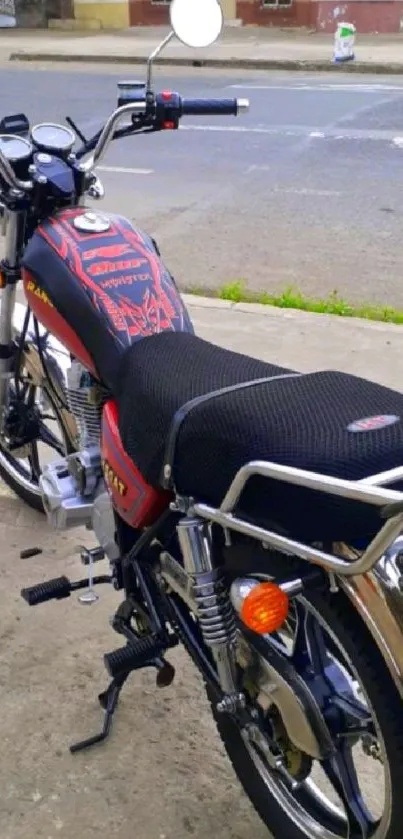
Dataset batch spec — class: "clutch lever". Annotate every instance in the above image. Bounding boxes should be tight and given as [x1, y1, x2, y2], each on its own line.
[65, 115, 88, 147]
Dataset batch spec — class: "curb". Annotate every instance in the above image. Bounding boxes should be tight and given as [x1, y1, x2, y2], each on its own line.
[8, 52, 403, 74]
[183, 293, 403, 334]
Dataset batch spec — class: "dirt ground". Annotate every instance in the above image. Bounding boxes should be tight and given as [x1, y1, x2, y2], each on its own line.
[0, 485, 269, 839]
[0, 297, 394, 839]
[0, 481, 385, 839]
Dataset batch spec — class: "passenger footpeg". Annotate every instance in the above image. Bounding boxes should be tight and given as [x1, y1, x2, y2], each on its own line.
[70, 637, 175, 754]
[21, 573, 112, 607]
[21, 575, 72, 605]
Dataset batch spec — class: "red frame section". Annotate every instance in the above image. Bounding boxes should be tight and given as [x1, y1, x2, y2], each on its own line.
[101, 399, 171, 528]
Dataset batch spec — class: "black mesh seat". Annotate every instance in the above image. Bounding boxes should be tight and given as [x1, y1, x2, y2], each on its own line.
[116, 331, 403, 543]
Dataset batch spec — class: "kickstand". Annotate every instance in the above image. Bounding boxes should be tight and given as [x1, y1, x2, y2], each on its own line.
[70, 672, 129, 754]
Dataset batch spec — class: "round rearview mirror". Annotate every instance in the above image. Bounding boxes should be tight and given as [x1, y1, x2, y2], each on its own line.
[170, 0, 224, 49]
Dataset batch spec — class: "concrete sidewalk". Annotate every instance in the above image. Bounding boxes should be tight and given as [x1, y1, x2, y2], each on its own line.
[0, 296, 401, 839]
[186, 296, 403, 390]
[2, 26, 403, 73]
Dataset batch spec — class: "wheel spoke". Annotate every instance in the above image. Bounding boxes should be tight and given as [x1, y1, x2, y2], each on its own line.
[292, 602, 331, 673]
[323, 740, 377, 838]
[292, 602, 311, 664]
[28, 442, 41, 482]
[38, 421, 65, 457]
[305, 612, 331, 673]
[332, 693, 372, 727]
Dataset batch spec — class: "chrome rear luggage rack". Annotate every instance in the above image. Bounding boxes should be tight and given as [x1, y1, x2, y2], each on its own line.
[192, 460, 403, 578]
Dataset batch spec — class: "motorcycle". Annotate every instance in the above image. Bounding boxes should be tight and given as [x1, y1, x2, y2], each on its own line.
[2, 1, 403, 837]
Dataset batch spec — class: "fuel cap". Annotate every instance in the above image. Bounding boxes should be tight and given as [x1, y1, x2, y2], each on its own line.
[73, 211, 111, 233]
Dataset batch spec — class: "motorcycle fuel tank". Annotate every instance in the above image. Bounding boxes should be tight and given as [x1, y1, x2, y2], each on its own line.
[21, 207, 194, 392]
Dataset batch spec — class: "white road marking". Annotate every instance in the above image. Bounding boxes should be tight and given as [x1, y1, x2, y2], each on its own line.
[393, 137, 403, 149]
[272, 187, 342, 197]
[246, 164, 272, 173]
[180, 124, 403, 144]
[227, 83, 403, 93]
[180, 124, 285, 135]
[97, 165, 153, 175]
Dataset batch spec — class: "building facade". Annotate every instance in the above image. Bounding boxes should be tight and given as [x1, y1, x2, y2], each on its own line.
[127, 0, 403, 32]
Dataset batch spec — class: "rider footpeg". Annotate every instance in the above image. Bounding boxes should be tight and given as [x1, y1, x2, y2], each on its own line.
[104, 636, 165, 679]
[21, 575, 71, 606]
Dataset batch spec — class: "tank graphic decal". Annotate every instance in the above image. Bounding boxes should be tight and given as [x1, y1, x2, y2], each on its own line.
[37, 208, 193, 346]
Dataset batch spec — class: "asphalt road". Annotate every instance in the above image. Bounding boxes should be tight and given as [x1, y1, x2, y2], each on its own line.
[3, 64, 403, 305]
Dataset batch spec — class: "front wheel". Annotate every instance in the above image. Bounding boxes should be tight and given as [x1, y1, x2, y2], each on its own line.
[207, 588, 403, 839]
[0, 373, 72, 511]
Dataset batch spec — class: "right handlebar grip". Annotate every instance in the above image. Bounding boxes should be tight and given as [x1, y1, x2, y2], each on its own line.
[180, 98, 249, 117]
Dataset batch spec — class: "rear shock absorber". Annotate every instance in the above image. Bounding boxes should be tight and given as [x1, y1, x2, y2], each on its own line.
[177, 517, 244, 712]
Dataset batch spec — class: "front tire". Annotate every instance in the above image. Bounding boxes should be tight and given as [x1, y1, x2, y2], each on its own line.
[0, 380, 72, 512]
[206, 588, 403, 839]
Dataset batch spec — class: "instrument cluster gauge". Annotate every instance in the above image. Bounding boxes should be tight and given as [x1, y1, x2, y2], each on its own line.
[0, 134, 32, 162]
[31, 123, 76, 155]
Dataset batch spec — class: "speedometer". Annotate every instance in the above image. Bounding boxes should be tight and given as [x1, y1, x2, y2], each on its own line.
[31, 123, 75, 154]
[0, 134, 32, 162]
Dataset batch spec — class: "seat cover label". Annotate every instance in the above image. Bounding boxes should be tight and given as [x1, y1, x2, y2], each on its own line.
[347, 415, 400, 432]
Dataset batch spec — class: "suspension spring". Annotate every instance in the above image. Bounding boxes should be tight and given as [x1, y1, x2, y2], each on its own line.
[193, 569, 238, 648]
[176, 516, 242, 702]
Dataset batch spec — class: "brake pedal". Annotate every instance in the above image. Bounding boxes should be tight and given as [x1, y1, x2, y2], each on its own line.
[21, 576, 72, 606]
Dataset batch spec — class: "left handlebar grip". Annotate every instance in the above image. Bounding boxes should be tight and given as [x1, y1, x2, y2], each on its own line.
[180, 98, 249, 117]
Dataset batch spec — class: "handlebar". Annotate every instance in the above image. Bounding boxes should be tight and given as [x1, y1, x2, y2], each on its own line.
[180, 98, 249, 117]
[0, 94, 249, 195]
[79, 100, 148, 172]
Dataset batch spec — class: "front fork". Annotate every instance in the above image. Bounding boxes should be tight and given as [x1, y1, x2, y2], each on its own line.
[0, 209, 26, 426]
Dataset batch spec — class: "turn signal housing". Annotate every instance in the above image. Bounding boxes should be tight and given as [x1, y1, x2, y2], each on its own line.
[241, 582, 289, 635]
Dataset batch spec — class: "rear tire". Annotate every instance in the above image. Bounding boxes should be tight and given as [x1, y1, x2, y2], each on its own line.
[206, 588, 403, 839]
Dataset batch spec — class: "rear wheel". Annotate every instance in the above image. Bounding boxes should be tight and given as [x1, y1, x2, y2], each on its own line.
[206, 589, 403, 839]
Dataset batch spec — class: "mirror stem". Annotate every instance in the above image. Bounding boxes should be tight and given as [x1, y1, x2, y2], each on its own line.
[146, 29, 175, 93]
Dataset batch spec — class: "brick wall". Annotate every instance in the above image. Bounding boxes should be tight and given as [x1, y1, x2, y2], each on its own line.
[127, 0, 403, 32]
[316, 1, 403, 33]
[129, 0, 170, 25]
[237, 0, 403, 32]
[236, 0, 314, 27]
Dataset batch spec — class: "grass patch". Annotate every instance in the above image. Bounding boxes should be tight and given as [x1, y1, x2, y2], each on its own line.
[188, 281, 403, 325]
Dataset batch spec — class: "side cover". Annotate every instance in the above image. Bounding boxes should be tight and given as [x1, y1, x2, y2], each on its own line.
[102, 400, 171, 528]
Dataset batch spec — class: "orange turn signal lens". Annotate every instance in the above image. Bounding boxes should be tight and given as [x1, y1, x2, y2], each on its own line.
[240, 582, 289, 635]
[0, 270, 5, 289]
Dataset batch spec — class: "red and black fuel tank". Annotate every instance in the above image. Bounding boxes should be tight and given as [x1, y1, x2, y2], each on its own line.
[21, 208, 194, 391]
[101, 399, 171, 528]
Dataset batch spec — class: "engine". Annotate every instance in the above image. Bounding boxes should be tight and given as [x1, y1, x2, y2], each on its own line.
[39, 360, 119, 562]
